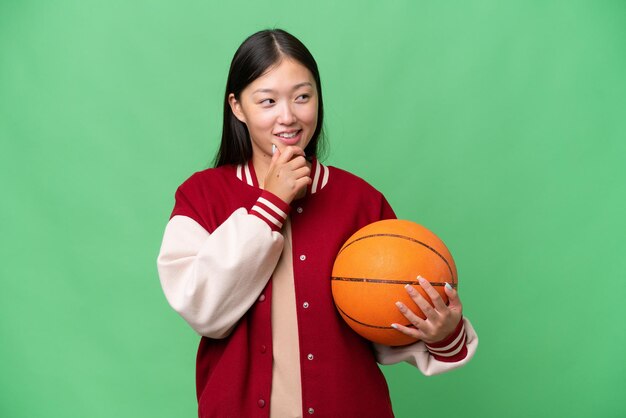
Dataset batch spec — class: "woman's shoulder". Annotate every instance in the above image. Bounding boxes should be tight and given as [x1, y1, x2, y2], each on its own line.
[177, 165, 236, 190]
[327, 164, 384, 196]
[170, 164, 248, 223]
[323, 164, 396, 219]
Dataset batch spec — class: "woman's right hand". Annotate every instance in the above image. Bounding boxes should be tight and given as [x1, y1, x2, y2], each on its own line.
[264, 146, 311, 204]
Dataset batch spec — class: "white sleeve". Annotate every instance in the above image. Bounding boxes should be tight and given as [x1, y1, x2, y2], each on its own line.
[156, 208, 284, 338]
[373, 317, 479, 376]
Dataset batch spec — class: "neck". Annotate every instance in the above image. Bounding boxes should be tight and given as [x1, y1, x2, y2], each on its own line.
[252, 152, 272, 189]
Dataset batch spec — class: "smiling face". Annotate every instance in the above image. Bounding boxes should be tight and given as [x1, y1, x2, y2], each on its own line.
[229, 58, 319, 162]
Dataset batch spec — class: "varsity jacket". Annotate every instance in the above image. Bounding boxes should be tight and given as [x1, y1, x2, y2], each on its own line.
[157, 158, 478, 418]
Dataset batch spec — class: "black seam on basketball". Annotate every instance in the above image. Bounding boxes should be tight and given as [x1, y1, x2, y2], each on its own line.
[335, 305, 413, 330]
[331, 276, 456, 288]
[338, 233, 456, 283]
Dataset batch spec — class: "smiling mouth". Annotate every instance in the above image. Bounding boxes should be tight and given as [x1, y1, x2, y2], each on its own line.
[275, 130, 301, 139]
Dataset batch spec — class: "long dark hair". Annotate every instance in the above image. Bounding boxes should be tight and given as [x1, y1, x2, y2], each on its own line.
[213, 29, 326, 167]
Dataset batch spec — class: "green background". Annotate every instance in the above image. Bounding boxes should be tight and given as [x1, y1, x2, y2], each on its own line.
[2, 1, 625, 417]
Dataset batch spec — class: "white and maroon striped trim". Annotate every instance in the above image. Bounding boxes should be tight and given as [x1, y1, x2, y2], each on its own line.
[249, 190, 291, 232]
[236, 160, 259, 187]
[236, 164, 243, 183]
[425, 318, 468, 363]
[308, 158, 329, 195]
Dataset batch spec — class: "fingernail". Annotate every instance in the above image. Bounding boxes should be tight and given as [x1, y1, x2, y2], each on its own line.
[445, 282, 453, 290]
[404, 284, 414, 293]
[390, 324, 398, 329]
[395, 301, 404, 309]
[417, 276, 426, 284]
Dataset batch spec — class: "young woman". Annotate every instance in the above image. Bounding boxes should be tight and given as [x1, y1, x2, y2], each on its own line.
[157, 29, 478, 418]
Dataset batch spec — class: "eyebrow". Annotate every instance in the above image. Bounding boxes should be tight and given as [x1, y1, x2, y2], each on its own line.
[252, 82, 313, 95]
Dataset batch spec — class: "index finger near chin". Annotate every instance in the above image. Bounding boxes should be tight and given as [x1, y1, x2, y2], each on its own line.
[286, 145, 306, 157]
[276, 146, 295, 162]
[288, 155, 308, 169]
[277, 146, 303, 163]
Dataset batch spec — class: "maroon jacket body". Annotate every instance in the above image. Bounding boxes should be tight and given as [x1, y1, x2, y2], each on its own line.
[170, 161, 397, 417]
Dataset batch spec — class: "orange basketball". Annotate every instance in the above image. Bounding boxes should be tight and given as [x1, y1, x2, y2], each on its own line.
[331, 219, 458, 346]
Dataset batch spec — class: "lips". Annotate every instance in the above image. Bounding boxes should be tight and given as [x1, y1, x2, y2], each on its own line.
[274, 129, 303, 145]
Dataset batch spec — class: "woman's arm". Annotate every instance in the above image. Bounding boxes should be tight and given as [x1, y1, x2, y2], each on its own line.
[157, 191, 289, 339]
[373, 317, 478, 376]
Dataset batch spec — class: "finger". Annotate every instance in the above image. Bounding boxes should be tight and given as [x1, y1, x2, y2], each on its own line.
[404, 284, 438, 320]
[390, 322, 422, 340]
[294, 177, 312, 191]
[444, 282, 463, 312]
[293, 165, 311, 179]
[395, 301, 426, 329]
[288, 145, 306, 156]
[287, 155, 308, 170]
[270, 145, 281, 163]
[271, 140, 284, 155]
[278, 146, 305, 162]
[417, 276, 448, 312]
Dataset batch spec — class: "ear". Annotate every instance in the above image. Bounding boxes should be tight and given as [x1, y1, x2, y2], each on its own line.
[228, 93, 246, 124]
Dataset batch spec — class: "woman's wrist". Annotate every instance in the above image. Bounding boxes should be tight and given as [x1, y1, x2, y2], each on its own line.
[249, 190, 291, 232]
[424, 317, 468, 363]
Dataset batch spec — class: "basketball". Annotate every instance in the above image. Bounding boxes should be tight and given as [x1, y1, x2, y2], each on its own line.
[331, 219, 458, 346]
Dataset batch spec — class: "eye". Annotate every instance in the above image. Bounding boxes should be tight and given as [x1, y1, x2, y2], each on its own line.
[260, 98, 275, 106]
[296, 94, 310, 103]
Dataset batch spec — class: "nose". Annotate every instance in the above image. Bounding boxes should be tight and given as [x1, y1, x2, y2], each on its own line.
[277, 102, 297, 125]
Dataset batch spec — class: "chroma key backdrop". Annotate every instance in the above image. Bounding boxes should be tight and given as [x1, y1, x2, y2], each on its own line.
[1, 1, 625, 417]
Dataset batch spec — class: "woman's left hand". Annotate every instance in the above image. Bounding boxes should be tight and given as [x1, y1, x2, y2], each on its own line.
[391, 276, 463, 344]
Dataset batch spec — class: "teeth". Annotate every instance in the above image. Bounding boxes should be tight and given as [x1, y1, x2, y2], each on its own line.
[277, 131, 298, 139]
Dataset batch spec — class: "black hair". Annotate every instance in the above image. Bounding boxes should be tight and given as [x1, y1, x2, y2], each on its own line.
[213, 29, 326, 167]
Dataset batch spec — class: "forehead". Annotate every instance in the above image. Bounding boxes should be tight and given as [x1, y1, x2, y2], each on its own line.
[247, 58, 316, 92]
